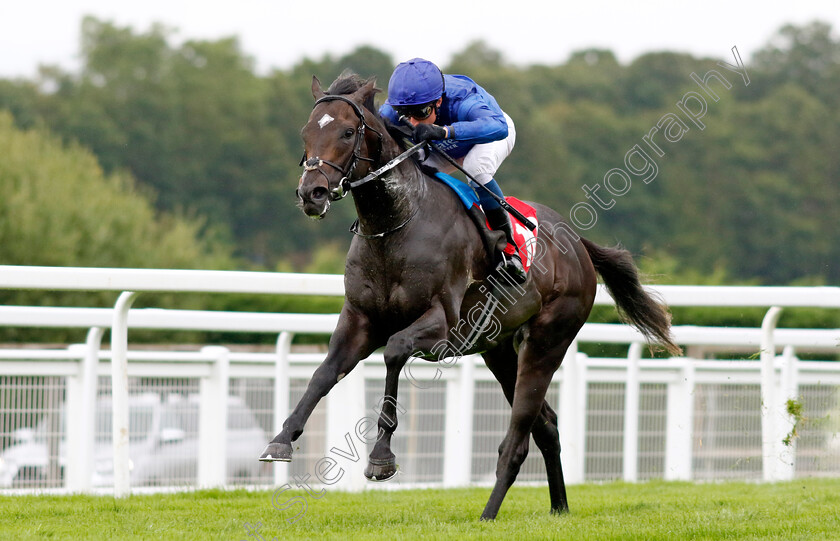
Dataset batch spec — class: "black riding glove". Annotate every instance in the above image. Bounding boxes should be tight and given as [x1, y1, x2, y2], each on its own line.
[412, 123, 447, 143]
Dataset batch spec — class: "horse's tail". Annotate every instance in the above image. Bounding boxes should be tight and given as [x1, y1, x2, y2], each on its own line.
[581, 238, 682, 356]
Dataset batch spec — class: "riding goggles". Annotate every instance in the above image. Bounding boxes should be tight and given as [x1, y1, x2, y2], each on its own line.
[394, 102, 436, 120]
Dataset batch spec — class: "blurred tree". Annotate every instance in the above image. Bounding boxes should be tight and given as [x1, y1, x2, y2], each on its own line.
[0, 110, 237, 342]
[304, 243, 348, 274]
[559, 49, 623, 105]
[0, 80, 41, 129]
[723, 84, 839, 282]
[0, 111, 230, 270]
[338, 46, 394, 87]
[751, 21, 840, 107]
[621, 52, 702, 110]
[447, 40, 505, 73]
[32, 17, 296, 264]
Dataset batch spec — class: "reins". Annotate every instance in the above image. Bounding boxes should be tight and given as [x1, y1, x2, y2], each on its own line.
[348, 140, 426, 189]
[344, 141, 427, 238]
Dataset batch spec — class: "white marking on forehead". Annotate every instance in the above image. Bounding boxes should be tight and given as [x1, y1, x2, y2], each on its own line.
[318, 113, 334, 128]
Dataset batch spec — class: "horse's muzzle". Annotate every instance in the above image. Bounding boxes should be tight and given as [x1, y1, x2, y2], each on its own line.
[298, 185, 331, 219]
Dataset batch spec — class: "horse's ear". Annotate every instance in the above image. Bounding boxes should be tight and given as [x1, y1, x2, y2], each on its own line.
[311, 76, 326, 100]
[352, 78, 380, 112]
[352, 78, 379, 102]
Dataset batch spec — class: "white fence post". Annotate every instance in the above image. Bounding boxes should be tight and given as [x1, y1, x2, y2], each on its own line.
[198, 346, 230, 487]
[325, 359, 366, 491]
[776, 345, 799, 479]
[443, 354, 475, 487]
[560, 341, 586, 484]
[66, 327, 104, 492]
[664, 358, 695, 480]
[64, 345, 84, 491]
[760, 307, 783, 481]
[273, 332, 292, 486]
[623, 342, 642, 482]
[111, 291, 138, 498]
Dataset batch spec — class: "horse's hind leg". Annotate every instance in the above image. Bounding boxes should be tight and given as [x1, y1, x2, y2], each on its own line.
[481, 352, 557, 520]
[532, 401, 569, 514]
[481, 307, 583, 520]
[483, 342, 569, 515]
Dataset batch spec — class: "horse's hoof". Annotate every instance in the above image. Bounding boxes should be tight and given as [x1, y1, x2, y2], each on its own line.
[364, 457, 398, 482]
[259, 442, 293, 462]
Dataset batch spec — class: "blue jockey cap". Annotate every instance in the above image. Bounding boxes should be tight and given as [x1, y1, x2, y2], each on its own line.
[384, 58, 445, 106]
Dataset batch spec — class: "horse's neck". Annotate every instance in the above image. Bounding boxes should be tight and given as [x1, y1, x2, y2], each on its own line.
[351, 143, 426, 236]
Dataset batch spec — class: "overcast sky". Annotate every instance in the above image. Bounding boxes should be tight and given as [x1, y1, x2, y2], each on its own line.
[1, 0, 838, 79]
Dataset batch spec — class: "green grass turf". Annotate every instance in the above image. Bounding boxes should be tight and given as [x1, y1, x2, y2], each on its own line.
[1, 479, 838, 540]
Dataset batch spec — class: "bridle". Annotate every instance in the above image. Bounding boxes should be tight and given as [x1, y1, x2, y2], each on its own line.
[299, 95, 383, 201]
[298, 93, 427, 238]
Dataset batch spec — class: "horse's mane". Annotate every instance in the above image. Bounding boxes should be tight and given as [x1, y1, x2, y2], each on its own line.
[326, 70, 416, 151]
[326, 70, 380, 114]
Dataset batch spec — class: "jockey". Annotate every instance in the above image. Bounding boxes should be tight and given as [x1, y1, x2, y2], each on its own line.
[379, 58, 526, 284]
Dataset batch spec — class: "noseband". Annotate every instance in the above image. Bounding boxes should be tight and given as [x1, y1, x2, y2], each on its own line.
[300, 95, 383, 201]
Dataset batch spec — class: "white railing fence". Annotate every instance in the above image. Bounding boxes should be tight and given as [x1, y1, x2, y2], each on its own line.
[0, 266, 838, 496]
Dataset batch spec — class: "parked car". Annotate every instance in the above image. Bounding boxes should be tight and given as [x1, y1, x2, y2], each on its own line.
[0, 393, 269, 487]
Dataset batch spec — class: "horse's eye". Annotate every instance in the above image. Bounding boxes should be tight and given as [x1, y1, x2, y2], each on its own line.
[343, 128, 355, 139]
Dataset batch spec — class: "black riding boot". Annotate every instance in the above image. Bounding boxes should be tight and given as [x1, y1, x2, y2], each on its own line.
[485, 207, 527, 285]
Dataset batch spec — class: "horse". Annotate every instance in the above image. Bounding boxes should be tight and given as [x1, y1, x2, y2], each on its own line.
[260, 72, 681, 520]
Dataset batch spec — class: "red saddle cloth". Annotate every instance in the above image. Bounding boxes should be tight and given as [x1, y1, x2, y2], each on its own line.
[486, 197, 539, 273]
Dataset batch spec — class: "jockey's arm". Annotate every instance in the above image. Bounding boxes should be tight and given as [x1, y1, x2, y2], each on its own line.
[447, 98, 509, 145]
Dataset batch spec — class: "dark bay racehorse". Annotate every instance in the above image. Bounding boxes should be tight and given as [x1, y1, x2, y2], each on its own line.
[261, 72, 681, 520]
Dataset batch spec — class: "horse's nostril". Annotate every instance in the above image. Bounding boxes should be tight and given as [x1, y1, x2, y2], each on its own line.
[311, 187, 329, 201]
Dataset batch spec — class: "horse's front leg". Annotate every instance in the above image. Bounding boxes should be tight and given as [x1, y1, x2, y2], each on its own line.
[260, 306, 377, 462]
[364, 303, 449, 481]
